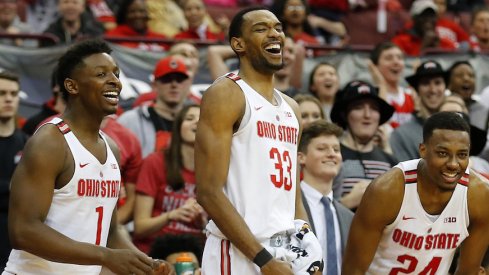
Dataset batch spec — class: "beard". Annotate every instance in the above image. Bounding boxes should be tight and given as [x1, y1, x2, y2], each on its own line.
[249, 51, 284, 74]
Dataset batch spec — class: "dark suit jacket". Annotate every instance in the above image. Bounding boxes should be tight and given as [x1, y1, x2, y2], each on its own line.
[301, 191, 354, 252]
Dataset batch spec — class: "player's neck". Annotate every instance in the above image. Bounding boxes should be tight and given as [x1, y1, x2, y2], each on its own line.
[62, 107, 103, 140]
[238, 68, 276, 104]
[0, 116, 15, 137]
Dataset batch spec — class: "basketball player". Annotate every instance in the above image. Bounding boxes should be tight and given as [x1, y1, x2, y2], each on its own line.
[342, 112, 489, 274]
[3, 40, 171, 275]
[195, 6, 319, 275]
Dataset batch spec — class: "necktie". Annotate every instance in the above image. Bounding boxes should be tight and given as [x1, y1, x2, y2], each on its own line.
[321, 197, 338, 275]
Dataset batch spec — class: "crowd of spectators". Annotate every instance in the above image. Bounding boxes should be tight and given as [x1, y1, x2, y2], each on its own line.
[2, 0, 489, 272]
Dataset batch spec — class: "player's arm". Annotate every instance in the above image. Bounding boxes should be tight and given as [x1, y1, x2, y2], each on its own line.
[455, 173, 489, 274]
[283, 95, 307, 221]
[7, 126, 132, 267]
[195, 80, 292, 274]
[342, 168, 404, 275]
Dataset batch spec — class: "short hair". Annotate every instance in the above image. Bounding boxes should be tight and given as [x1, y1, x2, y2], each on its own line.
[56, 39, 112, 101]
[228, 6, 269, 44]
[308, 62, 336, 94]
[370, 42, 401, 65]
[149, 234, 204, 265]
[446, 60, 473, 82]
[422, 111, 470, 143]
[299, 120, 343, 153]
[293, 93, 325, 119]
[0, 70, 19, 83]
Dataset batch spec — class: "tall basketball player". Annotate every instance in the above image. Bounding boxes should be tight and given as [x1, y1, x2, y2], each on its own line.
[195, 6, 321, 275]
[343, 111, 489, 274]
[3, 40, 172, 275]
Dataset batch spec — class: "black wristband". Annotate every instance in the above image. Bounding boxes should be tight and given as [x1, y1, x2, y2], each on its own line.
[253, 248, 273, 268]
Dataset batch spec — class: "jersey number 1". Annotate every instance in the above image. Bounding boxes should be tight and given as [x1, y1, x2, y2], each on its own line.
[269, 147, 292, 191]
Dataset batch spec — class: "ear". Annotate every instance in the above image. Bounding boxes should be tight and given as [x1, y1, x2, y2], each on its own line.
[419, 143, 426, 159]
[230, 37, 245, 55]
[298, 151, 306, 166]
[64, 78, 78, 96]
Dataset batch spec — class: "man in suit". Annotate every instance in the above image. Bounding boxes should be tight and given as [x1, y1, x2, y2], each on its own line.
[299, 120, 354, 275]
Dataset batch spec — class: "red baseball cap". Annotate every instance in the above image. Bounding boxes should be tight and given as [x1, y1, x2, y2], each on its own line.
[153, 56, 189, 80]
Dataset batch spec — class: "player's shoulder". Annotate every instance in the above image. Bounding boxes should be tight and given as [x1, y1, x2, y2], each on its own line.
[21, 123, 68, 164]
[468, 171, 489, 201]
[466, 171, 489, 222]
[368, 166, 405, 196]
[201, 76, 245, 115]
[205, 75, 243, 98]
[28, 123, 66, 148]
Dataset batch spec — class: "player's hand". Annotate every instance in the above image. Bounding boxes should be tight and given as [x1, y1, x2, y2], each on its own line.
[103, 248, 154, 275]
[152, 259, 176, 275]
[260, 258, 294, 275]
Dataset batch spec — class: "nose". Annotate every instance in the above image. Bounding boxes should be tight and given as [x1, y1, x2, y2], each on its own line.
[108, 73, 122, 89]
[446, 156, 459, 170]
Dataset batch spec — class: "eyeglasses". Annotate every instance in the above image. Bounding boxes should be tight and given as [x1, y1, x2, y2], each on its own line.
[286, 5, 305, 11]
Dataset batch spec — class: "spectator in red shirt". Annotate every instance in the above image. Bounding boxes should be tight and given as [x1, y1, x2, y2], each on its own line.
[133, 104, 206, 254]
[433, 0, 471, 50]
[392, 0, 457, 56]
[174, 0, 226, 42]
[105, 0, 169, 51]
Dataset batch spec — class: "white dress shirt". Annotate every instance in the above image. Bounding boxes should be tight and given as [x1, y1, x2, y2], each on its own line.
[301, 181, 342, 275]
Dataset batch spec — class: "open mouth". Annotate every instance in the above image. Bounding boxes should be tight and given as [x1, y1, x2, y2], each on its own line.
[103, 91, 119, 104]
[441, 171, 459, 183]
[265, 44, 281, 55]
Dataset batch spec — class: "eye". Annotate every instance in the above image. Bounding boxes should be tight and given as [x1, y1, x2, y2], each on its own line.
[458, 152, 468, 159]
[97, 72, 106, 77]
[437, 151, 448, 157]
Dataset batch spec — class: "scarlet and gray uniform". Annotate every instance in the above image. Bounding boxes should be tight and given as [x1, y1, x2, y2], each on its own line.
[201, 73, 300, 275]
[368, 159, 470, 275]
[4, 118, 120, 275]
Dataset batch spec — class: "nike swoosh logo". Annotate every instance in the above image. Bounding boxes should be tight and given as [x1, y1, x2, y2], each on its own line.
[254, 106, 263, 111]
[79, 163, 89, 168]
[402, 215, 415, 220]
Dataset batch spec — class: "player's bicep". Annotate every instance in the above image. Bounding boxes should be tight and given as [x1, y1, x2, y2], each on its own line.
[8, 128, 67, 242]
[343, 168, 404, 271]
[195, 82, 243, 191]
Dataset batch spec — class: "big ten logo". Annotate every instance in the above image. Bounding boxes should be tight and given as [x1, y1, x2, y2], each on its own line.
[444, 217, 456, 223]
[284, 111, 292, 118]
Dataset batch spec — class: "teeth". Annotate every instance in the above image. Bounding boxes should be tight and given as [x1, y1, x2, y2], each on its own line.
[443, 172, 457, 178]
[103, 91, 119, 97]
[265, 44, 281, 50]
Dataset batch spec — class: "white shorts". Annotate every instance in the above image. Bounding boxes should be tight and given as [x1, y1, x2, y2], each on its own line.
[201, 234, 261, 275]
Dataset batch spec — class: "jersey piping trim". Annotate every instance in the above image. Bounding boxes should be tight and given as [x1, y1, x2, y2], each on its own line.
[225, 72, 241, 82]
[458, 172, 469, 186]
[404, 169, 417, 184]
[220, 239, 231, 275]
[55, 120, 71, 135]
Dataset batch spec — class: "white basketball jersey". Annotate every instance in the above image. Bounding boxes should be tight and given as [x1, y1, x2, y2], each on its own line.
[4, 118, 120, 275]
[368, 159, 470, 275]
[206, 73, 300, 241]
